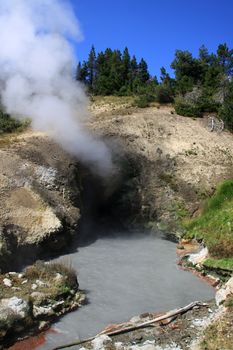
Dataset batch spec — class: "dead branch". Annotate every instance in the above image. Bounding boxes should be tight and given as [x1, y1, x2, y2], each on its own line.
[51, 301, 207, 350]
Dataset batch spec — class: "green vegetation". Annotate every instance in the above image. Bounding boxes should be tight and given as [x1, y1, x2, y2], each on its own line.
[0, 110, 30, 134]
[76, 46, 170, 104]
[220, 79, 233, 131]
[184, 180, 233, 271]
[174, 99, 202, 117]
[76, 46, 155, 96]
[203, 257, 233, 271]
[134, 95, 151, 108]
[77, 43, 233, 130]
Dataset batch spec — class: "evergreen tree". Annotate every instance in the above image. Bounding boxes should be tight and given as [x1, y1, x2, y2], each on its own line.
[171, 50, 203, 94]
[128, 55, 138, 91]
[75, 43, 233, 117]
[199, 45, 210, 64]
[217, 43, 233, 77]
[87, 45, 97, 90]
[76, 62, 82, 81]
[220, 81, 233, 130]
[122, 47, 131, 85]
[138, 58, 150, 83]
[76, 61, 88, 83]
[160, 67, 172, 85]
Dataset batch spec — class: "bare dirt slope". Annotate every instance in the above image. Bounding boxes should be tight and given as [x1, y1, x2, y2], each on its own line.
[90, 102, 233, 230]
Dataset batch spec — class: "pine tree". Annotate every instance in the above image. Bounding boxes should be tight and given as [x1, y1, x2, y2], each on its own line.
[122, 47, 131, 85]
[87, 45, 97, 90]
[138, 58, 150, 83]
[199, 45, 210, 64]
[160, 67, 170, 84]
[76, 62, 82, 81]
[220, 81, 233, 130]
[217, 43, 233, 77]
[76, 61, 88, 83]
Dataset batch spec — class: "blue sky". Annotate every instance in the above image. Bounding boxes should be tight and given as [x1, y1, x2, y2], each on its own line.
[72, 0, 233, 78]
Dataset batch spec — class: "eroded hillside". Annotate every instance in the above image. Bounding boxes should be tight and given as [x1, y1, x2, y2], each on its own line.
[90, 100, 233, 231]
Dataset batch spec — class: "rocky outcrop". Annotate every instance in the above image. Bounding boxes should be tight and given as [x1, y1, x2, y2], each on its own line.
[215, 276, 233, 306]
[0, 261, 85, 348]
[0, 131, 82, 271]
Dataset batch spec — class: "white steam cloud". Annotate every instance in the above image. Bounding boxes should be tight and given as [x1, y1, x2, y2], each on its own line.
[0, 0, 112, 175]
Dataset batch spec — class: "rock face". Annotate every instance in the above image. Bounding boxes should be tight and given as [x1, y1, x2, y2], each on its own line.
[0, 131, 81, 270]
[188, 247, 209, 266]
[215, 276, 233, 306]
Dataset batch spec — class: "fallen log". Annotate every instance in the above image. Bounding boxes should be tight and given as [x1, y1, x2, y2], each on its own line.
[51, 301, 207, 350]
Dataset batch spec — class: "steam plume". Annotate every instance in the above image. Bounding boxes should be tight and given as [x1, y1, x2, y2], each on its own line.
[0, 0, 112, 174]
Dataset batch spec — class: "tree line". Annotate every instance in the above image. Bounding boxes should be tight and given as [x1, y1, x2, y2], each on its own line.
[76, 46, 153, 96]
[76, 44, 233, 130]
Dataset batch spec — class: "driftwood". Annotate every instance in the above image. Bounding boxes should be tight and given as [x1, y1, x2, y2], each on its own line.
[51, 301, 207, 350]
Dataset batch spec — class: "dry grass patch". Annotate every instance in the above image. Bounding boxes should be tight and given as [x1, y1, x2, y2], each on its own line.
[201, 296, 233, 350]
[0, 261, 78, 301]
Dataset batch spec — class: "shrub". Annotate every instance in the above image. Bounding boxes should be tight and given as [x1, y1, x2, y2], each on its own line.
[155, 85, 174, 103]
[174, 99, 202, 117]
[134, 95, 150, 108]
[0, 110, 30, 134]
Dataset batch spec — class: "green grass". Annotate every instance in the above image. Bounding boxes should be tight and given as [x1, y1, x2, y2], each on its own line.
[203, 257, 233, 271]
[184, 180, 233, 265]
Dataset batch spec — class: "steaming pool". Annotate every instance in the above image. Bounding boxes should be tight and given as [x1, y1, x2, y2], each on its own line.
[37, 231, 214, 350]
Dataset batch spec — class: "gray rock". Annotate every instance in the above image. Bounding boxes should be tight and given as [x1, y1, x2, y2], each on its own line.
[215, 276, 233, 306]
[92, 335, 112, 350]
[33, 305, 55, 318]
[0, 297, 29, 321]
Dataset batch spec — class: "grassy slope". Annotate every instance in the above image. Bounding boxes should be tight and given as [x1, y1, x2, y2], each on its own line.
[184, 180, 233, 271]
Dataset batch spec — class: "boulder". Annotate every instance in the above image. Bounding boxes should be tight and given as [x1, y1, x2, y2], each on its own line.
[0, 297, 29, 319]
